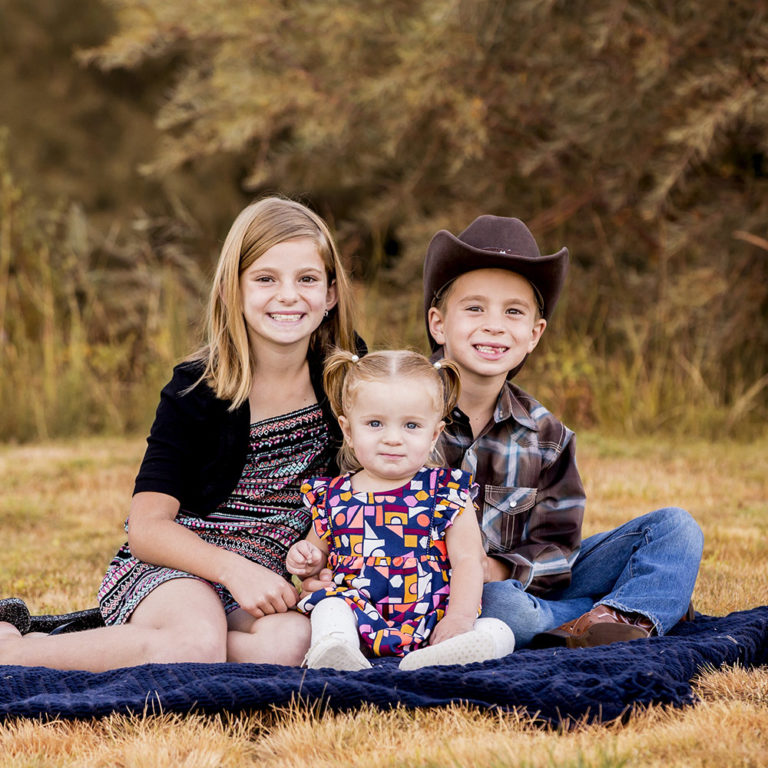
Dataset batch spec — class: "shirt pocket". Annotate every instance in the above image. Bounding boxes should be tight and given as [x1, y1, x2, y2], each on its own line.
[481, 485, 537, 553]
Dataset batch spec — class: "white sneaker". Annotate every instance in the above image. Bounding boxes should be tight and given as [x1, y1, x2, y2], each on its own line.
[398, 628, 512, 671]
[303, 635, 372, 671]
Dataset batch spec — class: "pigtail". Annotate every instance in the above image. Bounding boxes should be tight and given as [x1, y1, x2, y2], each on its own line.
[434, 359, 462, 419]
[322, 348, 359, 418]
[423, 358, 460, 468]
[322, 348, 364, 473]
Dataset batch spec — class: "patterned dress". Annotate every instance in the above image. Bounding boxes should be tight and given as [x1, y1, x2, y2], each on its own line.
[99, 404, 333, 625]
[297, 466, 475, 657]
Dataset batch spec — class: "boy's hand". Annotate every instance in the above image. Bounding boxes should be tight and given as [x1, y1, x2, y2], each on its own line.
[483, 554, 511, 582]
[429, 612, 476, 645]
[286, 540, 324, 577]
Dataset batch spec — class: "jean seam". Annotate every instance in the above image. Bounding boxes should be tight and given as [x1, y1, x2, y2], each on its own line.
[610, 526, 651, 594]
[627, 527, 652, 582]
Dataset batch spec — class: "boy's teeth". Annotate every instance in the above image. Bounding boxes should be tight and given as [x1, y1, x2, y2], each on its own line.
[476, 345, 504, 353]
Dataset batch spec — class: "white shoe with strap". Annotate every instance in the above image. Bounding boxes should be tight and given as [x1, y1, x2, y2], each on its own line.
[303, 634, 372, 671]
[398, 619, 515, 671]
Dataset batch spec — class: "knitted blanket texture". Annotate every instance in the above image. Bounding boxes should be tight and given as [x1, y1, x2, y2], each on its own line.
[1, 606, 766, 724]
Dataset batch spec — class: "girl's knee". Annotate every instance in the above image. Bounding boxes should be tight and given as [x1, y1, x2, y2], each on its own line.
[230, 611, 310, 665]
[145, 622, 227, 664]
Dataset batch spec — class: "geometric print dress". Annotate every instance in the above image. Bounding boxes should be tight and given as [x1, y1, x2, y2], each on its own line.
[297, 466, 476, 657]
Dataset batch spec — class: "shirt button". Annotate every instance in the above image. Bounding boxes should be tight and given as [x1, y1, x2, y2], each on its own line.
[509, 500, 517, 508]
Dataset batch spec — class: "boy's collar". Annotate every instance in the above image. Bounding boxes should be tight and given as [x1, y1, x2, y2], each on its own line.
[495, 382, 538, 431]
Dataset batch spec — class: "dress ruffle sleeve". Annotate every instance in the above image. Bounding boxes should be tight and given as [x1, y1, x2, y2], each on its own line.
[300, 477, 332, 541]
[431, 467, 478, 537]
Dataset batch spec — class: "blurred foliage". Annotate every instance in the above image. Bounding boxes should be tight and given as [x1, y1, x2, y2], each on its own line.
[0, 0, 246, 237]
[0, 131, 206, 440]
[1, 0, 767, 439]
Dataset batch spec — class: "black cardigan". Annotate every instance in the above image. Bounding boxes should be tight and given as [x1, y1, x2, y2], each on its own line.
[133, 349, 347, 518]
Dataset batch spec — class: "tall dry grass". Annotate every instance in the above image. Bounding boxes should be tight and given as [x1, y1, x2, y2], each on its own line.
[0, 433, 766, 766]
[0, 134, 205, 442]
[2, 132, 767, 444]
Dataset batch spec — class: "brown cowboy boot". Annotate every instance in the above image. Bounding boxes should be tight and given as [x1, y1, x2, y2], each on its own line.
[530, 605, 655, 649]
[678, 602, 696, 622]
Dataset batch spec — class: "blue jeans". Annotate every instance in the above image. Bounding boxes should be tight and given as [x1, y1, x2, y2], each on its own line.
[481, 507, 704, 648]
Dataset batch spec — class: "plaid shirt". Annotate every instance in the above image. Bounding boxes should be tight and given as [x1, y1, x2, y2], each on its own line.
[439, 381, 585, 596]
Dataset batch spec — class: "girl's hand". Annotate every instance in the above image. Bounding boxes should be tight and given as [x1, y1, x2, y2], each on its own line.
[223, 558, 300, 619]
[429, 613, 476, 645]
[286, 540, 325, 577]
[301, 567, 335, 594]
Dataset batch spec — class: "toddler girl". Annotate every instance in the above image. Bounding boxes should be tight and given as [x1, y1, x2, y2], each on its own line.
[286, 349, 515, 670]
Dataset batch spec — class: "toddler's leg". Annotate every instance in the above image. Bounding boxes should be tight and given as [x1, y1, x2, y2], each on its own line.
[398, 617, 515, 671]
[304, 598, 371, 671]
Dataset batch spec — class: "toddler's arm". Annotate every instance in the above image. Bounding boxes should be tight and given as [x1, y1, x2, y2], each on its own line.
[286, 529, 329, 578]
[430, 497, 485, 645]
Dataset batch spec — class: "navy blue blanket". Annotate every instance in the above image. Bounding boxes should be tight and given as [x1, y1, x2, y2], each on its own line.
[2, 606, 767, 724]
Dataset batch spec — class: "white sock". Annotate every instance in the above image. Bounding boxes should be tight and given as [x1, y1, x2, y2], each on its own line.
[309, 597, 359, 647]
[474, 617, 516, 656]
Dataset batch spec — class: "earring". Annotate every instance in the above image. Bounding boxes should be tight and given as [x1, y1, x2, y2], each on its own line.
[323, 309, 329, 319]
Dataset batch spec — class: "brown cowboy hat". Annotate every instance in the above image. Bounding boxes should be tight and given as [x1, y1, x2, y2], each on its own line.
[423, 215, 569, 349]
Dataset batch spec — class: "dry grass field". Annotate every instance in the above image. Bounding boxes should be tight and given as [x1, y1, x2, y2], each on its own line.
[0, 433, 766, 767]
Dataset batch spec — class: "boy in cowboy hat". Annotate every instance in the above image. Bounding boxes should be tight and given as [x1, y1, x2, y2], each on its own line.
[424, 215, 702, 648]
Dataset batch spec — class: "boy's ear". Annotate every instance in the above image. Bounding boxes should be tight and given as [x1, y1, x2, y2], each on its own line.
[427, 307, 447, 346]
[527, 318, 547, 353]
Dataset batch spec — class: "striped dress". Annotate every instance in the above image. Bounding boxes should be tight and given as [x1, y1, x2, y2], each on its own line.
[98, 404, 333, 625]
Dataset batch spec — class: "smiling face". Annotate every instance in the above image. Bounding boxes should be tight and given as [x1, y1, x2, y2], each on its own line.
[239, 237, 337, 355]
[427, 268, 546, 388]
[338, 378, 445, 490]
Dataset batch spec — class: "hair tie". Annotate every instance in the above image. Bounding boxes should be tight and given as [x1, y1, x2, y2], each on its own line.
[351, 355, 360, 363]
[433, 361, 442, 370]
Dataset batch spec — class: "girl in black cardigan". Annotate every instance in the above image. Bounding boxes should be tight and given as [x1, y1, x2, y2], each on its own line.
[0, 197, 360, 671]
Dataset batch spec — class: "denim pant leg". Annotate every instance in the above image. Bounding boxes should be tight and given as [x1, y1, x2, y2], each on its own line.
[558, 506, 703, 635]
[480, 579, 592, 648]
[480, 507, 703, 646]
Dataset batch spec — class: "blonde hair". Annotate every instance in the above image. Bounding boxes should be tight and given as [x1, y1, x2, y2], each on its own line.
[191, 196, 356, 408]
[323, 349, 462, 473]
